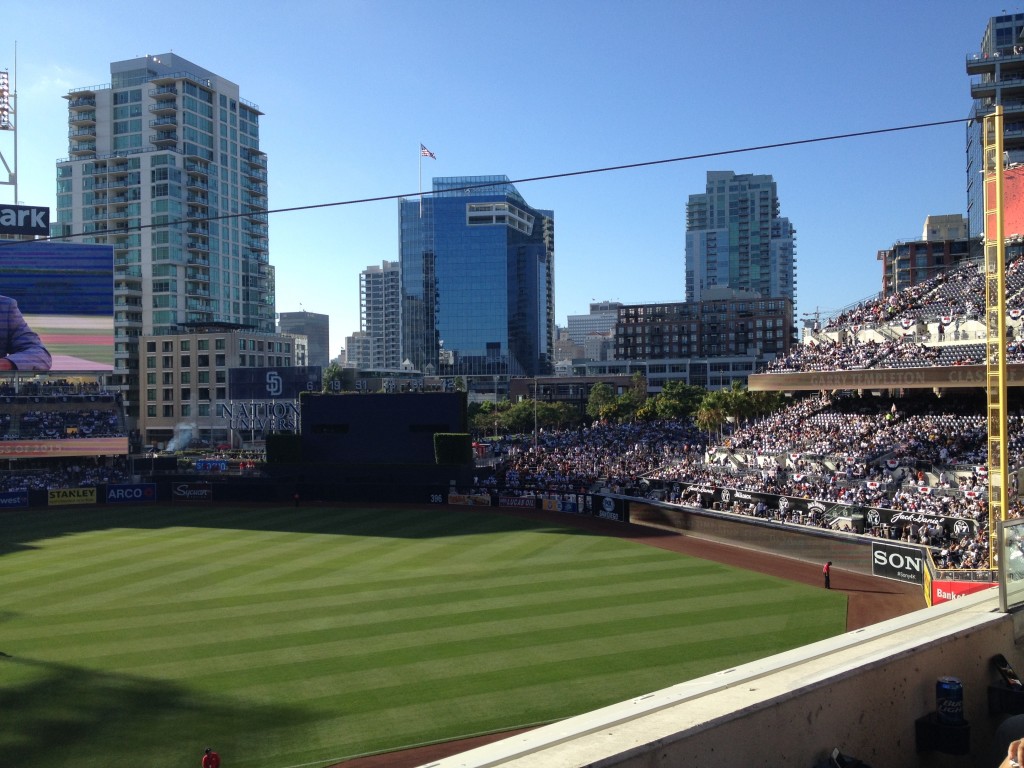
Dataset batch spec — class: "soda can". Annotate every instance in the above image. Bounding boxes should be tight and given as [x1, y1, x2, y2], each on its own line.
[936, 676, 964, 724]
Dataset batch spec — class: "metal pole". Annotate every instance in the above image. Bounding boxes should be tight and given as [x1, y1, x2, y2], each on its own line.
[533, 377, 538, 448]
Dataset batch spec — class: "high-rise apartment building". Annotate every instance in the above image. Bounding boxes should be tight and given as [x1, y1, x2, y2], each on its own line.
[685, 171, 796, 316]
[55, 53, 272, 418]
[356, 260, 402, 370]
[278, 310, 330, 370]
[399, 176, 554, 378]
[966, 13, 1024, 239]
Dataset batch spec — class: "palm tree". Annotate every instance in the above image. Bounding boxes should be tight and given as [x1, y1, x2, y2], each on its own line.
[694, 398, 726, 441]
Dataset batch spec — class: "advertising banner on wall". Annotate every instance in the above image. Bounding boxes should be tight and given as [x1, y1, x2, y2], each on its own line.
[48, 487, 97, 506]
[871, 541, 927, 585]
[0, 491, 28, 508]
[106, 483, 157, 504]
[930, 579, 996, 605]
[172, 483, 213, 502]
[593, 495, 627, 522]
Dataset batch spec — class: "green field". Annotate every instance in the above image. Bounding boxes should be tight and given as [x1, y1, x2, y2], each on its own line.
[0, 504, 846, 768]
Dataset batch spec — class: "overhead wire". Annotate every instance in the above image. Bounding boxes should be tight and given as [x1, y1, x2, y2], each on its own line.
[1, 116, 971, 247]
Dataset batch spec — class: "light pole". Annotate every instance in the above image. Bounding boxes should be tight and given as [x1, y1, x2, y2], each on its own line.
[493, 375, 499, 440]
[533, 377, 538, 448]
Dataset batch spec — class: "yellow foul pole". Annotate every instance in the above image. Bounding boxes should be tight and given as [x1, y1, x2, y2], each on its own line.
[983, 106, 1010, 569]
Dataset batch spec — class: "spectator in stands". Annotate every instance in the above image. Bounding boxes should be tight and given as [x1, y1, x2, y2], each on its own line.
[0, 295, 51, 372]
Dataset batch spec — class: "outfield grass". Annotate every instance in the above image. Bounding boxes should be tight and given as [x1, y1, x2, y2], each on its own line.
[0, 504, 847, 768]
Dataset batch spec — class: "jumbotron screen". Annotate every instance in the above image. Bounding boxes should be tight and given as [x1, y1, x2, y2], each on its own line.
[0, 241, 124, 457]
[0, 241, 114, 374]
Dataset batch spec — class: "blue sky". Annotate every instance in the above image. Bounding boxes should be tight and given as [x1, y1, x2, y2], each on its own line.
[0, 0, 1006, 354]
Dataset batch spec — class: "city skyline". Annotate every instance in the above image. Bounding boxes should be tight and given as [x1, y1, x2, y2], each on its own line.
[0, 0, 1002, 352]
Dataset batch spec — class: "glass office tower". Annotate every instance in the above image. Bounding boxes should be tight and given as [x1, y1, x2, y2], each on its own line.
[399, 176, 554, 378]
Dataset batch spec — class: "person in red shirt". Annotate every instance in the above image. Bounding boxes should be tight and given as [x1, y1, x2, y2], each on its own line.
[823, 561, 832, 590]
[202, 747, 221, 768]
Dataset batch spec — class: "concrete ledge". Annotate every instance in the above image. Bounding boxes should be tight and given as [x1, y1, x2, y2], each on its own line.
[421, 591, 1016, 768]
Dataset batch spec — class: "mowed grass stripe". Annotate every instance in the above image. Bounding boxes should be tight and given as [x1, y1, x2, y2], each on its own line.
[7, 552, 779, 648]
[0, 504, 845, 768]
[45, 572, 818, 673]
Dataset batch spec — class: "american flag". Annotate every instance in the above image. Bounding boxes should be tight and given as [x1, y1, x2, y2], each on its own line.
[420, 143, 436, 159]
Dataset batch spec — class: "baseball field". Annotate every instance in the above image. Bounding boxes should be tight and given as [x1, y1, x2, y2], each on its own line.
[1, 502, 852, 768]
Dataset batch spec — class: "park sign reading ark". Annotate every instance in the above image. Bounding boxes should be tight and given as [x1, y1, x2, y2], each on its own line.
[0, 204, 49, 236]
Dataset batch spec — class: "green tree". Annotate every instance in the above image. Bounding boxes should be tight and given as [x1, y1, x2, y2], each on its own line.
[504, 398, 538, 434]
[720, 380, 754, 430]
[747, 389, 785, 419]
[654, 381, 707, 420]
[586, 382, 616, 421]
[470, 400, 505, 437]
[694, 397, 726, 441]
[321, 362, 345, 393]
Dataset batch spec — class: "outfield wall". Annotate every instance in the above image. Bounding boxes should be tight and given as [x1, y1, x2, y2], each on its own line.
[627, 498, 875, 575]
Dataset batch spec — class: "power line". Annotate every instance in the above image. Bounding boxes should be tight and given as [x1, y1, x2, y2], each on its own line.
[2, 116, 971, 247]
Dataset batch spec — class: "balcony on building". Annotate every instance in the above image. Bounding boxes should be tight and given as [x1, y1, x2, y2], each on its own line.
[186, 283, 212, 300]
[149, 84, 178, 100]
[114, 280, 143, 297]
[69, 140, 97, 157]
[148, 100, 177, 117]
[241, 149, 267, 170]
[108, 209, 132, 227]
[186, 176, 209, 192]
[243, 165, 268, 183]
[69, 110, 96, 127]
[186, 238, 210, 253]
[66, 95, 97, 111]
[150, 132, 178, 147]
[967, 44, 1024, 73]
[971, 72, 1024, 99]
[242, 222, 268, 238]
[109, 190, 140, 204]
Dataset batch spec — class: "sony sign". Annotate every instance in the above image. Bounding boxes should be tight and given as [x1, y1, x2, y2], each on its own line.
[871, 541, 926, 585]
[0, 204, 50, 236]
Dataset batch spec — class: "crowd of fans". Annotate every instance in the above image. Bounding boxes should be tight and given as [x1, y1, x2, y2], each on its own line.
[483, 420, 706, 495]
[0, 458, 130, 492]
[480, 388, 1019, 570]
[10, 408, 124, 440]
[765, 251, 1024, 375]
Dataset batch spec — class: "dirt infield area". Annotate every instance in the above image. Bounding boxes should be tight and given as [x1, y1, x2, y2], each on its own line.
[332, 508, 925, 768]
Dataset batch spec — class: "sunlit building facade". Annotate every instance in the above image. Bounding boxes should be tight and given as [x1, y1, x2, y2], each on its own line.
[54, 53, 272, 419]
[685, 171, 796, 320]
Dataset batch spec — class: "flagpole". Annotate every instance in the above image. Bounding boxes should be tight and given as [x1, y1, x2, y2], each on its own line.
[419, 146, 423, 218]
